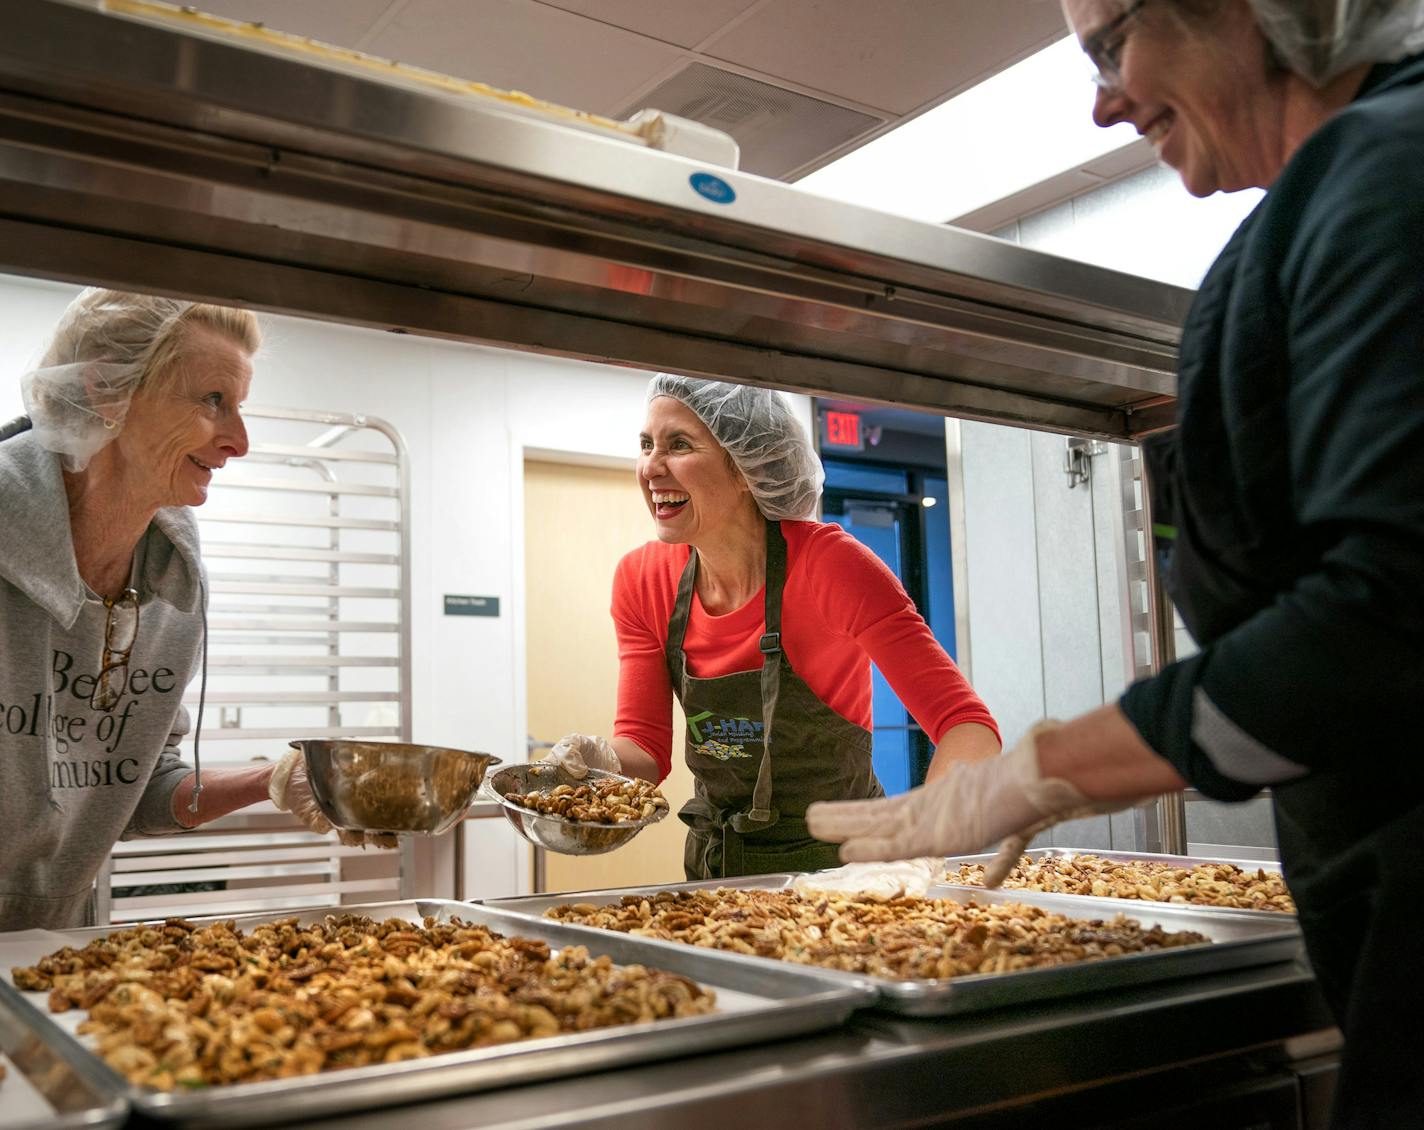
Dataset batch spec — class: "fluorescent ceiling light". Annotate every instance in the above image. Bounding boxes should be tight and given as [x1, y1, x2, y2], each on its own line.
[797, 36, 1140, 224]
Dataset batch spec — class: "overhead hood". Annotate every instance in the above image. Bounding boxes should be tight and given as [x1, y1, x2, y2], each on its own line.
[0, 0, 1189, 439]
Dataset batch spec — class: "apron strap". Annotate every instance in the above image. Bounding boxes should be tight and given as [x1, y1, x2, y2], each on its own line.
[733, 520, 786, 832]
[666, 522, 789, 849]
[665, 547, 699, 695]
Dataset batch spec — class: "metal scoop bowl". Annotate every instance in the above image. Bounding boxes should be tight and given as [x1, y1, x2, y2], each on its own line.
[292, 739, 502, 836]
[484, 763, 669, 855]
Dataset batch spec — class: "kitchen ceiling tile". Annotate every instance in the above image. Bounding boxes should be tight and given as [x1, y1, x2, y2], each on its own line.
[702, 0, 1067, 114]
[179, 0, 397, 46]
[531, 0, 762, 48]
[364, 0, 685, 113]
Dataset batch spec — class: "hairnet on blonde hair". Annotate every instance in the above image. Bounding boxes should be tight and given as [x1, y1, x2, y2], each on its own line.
[648, 374, 823, 521]
[20, 288, 261, 471]
[1246, 0, 1424, 86]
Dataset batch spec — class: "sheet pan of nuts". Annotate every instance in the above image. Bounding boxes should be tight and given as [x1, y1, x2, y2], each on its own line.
[0, 899, 872, 1128]
[939, 849, 1295, 919]
[479, 881, 1302, 1017]
[0, 978, 126, 1130]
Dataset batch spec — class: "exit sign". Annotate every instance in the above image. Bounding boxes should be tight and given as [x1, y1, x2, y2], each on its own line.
[822, 410, 863, 450]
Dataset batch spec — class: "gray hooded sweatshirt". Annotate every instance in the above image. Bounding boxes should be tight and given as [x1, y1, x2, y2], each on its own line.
[1, 426, 201, 930]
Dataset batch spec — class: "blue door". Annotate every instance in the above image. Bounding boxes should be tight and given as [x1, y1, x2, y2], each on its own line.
[821, 461, 955, 795]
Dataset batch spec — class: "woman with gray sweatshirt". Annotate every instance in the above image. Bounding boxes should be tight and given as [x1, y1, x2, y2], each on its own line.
[0, 289, 385, 931]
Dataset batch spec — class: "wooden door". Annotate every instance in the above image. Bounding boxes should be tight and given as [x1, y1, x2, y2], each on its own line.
[523, 459, 692, 892]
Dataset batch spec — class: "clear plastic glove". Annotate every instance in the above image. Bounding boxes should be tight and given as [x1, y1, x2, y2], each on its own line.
[806, 723, 1134, 885]
[541, 733, 622, 779]
[268, 750, 398, 850]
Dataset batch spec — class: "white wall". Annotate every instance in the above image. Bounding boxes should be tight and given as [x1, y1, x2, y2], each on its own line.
[958, 164, 1277, 852]
[992, 162, 1263, 289]
[0, 273, 827, 893]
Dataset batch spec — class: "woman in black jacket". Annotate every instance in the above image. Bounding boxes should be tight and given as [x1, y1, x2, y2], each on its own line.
[810, 3, 1424, 1126]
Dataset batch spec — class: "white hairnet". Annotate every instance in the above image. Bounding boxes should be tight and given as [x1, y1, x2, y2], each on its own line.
[1247, 0, 1424, 86]
[21, 361, 140, 470]
[19, 288, 259, 472]
[648, 374, 824, 521]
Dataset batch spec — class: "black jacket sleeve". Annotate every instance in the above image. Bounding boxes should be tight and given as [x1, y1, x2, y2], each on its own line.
[1121, 103, 1424, 799]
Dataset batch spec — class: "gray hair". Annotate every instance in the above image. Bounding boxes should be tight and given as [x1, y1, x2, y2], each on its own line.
[1155, 0, 1424, 86]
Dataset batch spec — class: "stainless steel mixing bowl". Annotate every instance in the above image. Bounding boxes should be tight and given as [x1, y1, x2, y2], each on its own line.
[484, 763, 669, 855]
[292, 739, 502, 835]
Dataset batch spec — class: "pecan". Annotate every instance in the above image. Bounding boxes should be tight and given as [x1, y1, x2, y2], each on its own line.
[14, 910, 716, 1091]
[547, 887, 1208, 982]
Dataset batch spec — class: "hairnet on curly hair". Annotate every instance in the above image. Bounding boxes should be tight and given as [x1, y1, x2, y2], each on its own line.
[648, 374, 823, 521]
[1244, 0, 1424, 86]
[20, 288, 261, 472]
[1239, 0, 1424, 85]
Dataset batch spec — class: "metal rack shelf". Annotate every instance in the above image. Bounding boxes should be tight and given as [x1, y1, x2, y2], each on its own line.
[93, 406, 413, 924]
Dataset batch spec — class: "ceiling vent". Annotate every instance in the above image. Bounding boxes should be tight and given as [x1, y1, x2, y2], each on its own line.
[620, 62, 884, 180]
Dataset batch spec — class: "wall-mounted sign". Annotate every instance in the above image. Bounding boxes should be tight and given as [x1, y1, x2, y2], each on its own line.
[822, 410, 864, 451]
[444, 594, 500, 617]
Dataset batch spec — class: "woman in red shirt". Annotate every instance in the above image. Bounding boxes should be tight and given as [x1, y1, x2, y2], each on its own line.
[548, 375, 999, 879]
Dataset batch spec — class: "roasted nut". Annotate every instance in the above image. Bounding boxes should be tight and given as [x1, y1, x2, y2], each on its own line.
[508, 777, 668, 826]
[545, 888, 1208, 982]
[948, 854, 1295, 913]
[9, 912, 714, 1091]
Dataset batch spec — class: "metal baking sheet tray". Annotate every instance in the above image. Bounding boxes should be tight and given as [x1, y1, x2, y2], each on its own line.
[0, 979, 126, 1130]
[939, 848, 1293, 921]
[479, 879, 1303, 1018]
[0, 899, 872, 1128]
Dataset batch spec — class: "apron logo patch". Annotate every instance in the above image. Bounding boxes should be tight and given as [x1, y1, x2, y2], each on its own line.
[691, 738, 754, 761]
[686, 711, 760, 760]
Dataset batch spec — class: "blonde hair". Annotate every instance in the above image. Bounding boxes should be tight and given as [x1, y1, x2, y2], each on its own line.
[23, 289, 261, 471]
[40, 289, 261, 392]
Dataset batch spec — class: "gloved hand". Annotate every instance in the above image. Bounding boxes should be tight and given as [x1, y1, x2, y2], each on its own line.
[268, 749, 398, 849]
[806, 722, 1136, 886]
[541, 733, 623, 779]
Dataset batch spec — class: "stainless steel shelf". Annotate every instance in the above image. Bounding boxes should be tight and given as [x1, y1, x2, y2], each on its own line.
[183, 690, 398, 705]
[0, 0, 1191, 441]
[206, 580, 400, 598]
[213, 476, 399, 497]
[202, 513, 401, 531]
[206, 618, 398, 632]
[196, 725, 401, 740]
[202, 543, 401, 565]
[205, 655, 399, 668]
[247, 443, 397, 464]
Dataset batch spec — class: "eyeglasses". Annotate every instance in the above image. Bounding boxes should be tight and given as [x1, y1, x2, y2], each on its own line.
[92, 587, 140, 712]
[1082, 0, 1148, 91]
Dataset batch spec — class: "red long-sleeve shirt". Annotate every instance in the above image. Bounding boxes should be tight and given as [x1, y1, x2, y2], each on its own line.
[611, 520, 999, 781]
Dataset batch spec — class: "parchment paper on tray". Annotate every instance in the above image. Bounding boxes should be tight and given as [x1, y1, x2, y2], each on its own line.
[790, 858, 948, 898]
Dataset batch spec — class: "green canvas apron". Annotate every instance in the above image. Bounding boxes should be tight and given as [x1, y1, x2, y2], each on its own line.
[670, 521, 882, 880]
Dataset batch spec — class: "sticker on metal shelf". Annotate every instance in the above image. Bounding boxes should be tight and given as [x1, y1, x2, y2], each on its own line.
[690, 172, 736, 205]
[444, 594, 500, 616]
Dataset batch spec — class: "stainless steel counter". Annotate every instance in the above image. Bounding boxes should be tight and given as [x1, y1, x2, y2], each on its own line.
[234, 960, 1336, 1130]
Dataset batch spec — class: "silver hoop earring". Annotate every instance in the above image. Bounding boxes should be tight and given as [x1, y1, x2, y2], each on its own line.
[103, 419, 117, 430]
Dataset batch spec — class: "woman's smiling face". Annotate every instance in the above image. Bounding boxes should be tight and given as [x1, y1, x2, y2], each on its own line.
[112, 325, 253, 509]
[638, 396, 755, 546]
[1064, 0, 1285, 195]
